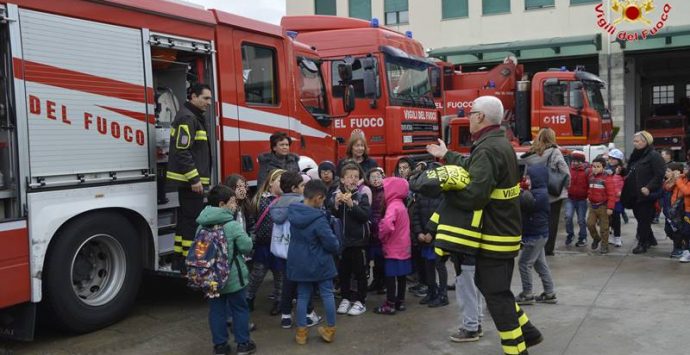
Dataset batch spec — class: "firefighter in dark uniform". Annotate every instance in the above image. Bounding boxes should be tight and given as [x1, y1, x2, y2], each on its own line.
[167, 83, 213, 270]
[426, 96, 542, 354]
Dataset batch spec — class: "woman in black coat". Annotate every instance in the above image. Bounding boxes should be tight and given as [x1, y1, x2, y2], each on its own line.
[257, 131, 300, 187]
[620, 131, 666, 254]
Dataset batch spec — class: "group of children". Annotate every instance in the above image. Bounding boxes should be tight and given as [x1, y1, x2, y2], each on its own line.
[562, 149, 626, 254]
[561, 147, 690, 261]
[196, 142, 461, 354]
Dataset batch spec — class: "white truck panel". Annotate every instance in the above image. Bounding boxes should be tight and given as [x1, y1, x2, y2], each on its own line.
[23, 82, 150, 176]
[28, 182, 157, 302]
[18, 9, 151, 178]
[18, 9, 145, 86]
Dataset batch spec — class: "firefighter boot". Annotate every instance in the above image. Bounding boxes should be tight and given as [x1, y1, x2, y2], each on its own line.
[295, 327, 309, 345]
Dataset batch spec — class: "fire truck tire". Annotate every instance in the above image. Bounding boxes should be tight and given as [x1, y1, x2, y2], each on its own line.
[43, 212, 142, 333]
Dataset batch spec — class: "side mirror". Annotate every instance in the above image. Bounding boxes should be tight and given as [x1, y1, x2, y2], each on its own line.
[430, 68, 441, 97]
[343, 84, 355, 113]
[338, 63, 353, 83]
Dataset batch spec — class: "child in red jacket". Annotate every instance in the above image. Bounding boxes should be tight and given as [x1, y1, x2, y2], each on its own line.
[587, 158, 617, 254]
[565, 151, 590, 247]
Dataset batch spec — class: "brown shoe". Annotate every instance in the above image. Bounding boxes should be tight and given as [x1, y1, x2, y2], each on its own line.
[295, 327, 308, 345]
[318, 325, 336, 343]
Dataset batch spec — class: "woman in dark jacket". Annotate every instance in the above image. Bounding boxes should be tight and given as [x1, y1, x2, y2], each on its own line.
[257, 131, 300, 187]
[621, 131, 666, 254]
[336, 134, 378, 177]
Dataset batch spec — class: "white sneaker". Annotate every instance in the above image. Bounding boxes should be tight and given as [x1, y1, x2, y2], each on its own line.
[614, 236, 622, 248]
[306, 311, 322, 327]
[347, 301, 366, 316]
[679, 251, 690, 263]
[337, 299, 351, 314]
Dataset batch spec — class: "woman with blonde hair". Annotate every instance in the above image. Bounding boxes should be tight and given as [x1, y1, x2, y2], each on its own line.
[520, 128, 570, 255]
[336, 133, 379, 177]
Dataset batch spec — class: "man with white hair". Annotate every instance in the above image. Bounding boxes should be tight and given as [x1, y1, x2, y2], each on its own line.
[428, 96, 542, 354]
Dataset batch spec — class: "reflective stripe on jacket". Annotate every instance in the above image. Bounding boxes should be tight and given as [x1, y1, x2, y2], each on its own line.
[431, 128, 523, 259]
[167, 102, 212, 186]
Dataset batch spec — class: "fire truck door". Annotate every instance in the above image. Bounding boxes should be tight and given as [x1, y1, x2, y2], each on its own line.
[539, 80, 585, 140]
[0, 4, 31, 315]
[233, 31, 287, 177]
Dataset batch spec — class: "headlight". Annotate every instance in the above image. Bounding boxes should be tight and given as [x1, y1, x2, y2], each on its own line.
[403, 135, 413, 143]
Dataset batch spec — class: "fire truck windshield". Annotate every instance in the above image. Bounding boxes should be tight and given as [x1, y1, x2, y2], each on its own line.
[385, 59, 435, 109]
[297, 57, 327, 115]
[584, 81, 606, 118]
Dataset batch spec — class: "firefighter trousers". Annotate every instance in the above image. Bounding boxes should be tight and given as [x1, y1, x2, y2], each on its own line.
[174, 186, 205, 257]
[475, 256, 542, 355]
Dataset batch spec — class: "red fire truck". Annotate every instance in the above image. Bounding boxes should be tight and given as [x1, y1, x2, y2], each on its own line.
[0, 0, 354, 340]
[433, 58, 613, 153]
[281, 16, 441, 174]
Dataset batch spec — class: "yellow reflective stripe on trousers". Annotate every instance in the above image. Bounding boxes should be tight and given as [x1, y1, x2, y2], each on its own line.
[184, 169, 199, 179]
[437, 226, 520, 252]
[167, 171, 188, 182]
[174, 235, 183, 253]
[181, 240, 193, 247]
[195, 130, 208, 141]
[490, 184, 520, 200]
[499, 327, 523, 340]
[502, 342, 527, 355]
[471, 210, 483, 228]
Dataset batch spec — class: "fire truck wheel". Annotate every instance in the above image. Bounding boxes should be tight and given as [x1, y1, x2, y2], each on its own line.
[43, 212, 142, 333]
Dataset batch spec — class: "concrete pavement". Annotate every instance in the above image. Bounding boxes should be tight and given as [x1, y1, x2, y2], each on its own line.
[4, 218, 690, 355]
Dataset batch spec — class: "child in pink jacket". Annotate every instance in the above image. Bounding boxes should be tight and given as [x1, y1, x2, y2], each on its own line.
[374, 177, 412, 315]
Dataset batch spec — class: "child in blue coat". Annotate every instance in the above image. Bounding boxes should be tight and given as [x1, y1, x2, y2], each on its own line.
[516, 165, 557, 305]
[287, 180, 341, 345]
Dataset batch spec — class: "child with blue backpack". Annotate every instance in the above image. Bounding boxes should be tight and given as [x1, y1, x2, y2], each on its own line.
[288, 180, 341, 345]
[194, 185, 256, 355]
[270, 171, 322, 328]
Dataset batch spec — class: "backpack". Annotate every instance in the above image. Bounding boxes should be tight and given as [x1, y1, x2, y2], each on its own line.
[270, 221, 291, 259]
[185, 225, 233, 298]
[669, 196, 685, 232]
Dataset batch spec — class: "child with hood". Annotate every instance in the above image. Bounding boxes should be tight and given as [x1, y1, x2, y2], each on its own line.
[374, 177, 412, 314]
[516, 165, 557, 305]
[196, 185, 256, 355]
[288, 180, 341, 345]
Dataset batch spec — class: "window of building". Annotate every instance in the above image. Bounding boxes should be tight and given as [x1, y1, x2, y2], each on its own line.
[241, 44, 279, 105]
[570, 0, 599, 5]
[482, 0, 510, 15]
[526, 0, 555, 10]
[652, 85, 674, 105]
[385, 0, 409, 25]
[349, 0, 372, 20]
[442, 0, 468, 19]
[315, 0, 337, 15]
